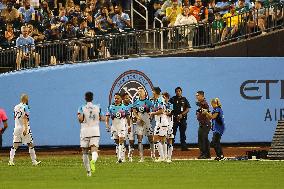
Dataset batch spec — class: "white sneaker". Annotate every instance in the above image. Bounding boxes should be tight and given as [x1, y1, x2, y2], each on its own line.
[87, 171, 92, 177]
[166, 158, 172, 163]
[8, 160, 15, 166]
[138, 158, 144, 163]
[32, 160, 41, 166]
[154, 157, 165, 162]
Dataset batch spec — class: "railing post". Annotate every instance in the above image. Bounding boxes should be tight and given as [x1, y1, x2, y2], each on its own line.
[131, 0, 134, 28]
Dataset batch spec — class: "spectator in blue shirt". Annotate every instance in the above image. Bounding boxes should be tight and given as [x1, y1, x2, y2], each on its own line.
[16, 26, 40, 70]
[203, 98, 225, 161]
[18, 0, 36, 23]
[112, 4, 131, 31]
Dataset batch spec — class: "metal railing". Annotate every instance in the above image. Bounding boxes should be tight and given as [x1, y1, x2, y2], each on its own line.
[131, 0, 149, 42]
[0, 3, 283, 72]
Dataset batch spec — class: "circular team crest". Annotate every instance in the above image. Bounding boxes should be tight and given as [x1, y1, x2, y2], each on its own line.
[109, 70, 154, 105]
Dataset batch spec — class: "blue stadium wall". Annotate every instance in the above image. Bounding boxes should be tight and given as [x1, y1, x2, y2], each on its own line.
[0, 57, 283, 147]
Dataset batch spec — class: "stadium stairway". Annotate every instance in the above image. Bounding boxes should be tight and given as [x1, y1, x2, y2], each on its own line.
[268, 120, 284, 160]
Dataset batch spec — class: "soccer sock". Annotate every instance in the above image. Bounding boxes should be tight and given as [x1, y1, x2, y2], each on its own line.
[9, 147, 16, 162]
[91, 151, 98, 162]
[156, 141, 164, 159]
[122, 144, 126, 161]
[168, 144, 173, 160]
[83, 153, 91, 172]
[29, 147, 37, 162]
[138, 142, 143, 158]
[163, 143, 167, 159]
[128, 145, 134, 158]
[150, 142, 155, 156]
[118, 143, 124, 160]
[115, 144, 119, 158]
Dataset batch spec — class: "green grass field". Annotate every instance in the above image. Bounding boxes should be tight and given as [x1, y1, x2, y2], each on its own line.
[1, 155, 284, 189]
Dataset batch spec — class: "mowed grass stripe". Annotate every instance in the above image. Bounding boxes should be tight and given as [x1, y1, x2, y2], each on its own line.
[0, 155, 283, 189]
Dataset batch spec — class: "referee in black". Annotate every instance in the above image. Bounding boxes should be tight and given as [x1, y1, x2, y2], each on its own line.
[169, 87, 191, 151]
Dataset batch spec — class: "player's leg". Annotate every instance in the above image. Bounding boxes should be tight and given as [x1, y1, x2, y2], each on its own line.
[27, 142, 41, 165]
[81, 137, 91, 176]
[117, 136, 125, 163]
[127, 125, 135, 162]
[153, 133, 164, 162]
[136, 123, 144, 162]
[167, 138, 173, 162]
[90, 137, 100, 172]
[162, 136, 167, 161]
[9, 142, 20, 166]
[146, 123, 155, 159]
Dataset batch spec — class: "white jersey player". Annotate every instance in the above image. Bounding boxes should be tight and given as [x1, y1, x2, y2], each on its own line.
[9, 94, 41, 166]
[162, 92, 174, 163]
[150, 87, 168, 162]
[78, 92, 105, 177]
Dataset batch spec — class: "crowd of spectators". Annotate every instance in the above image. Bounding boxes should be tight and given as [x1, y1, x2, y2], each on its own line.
[147, 0, 283, 45]
[0, 0, 132, 50]
[0, 0, 283, 67]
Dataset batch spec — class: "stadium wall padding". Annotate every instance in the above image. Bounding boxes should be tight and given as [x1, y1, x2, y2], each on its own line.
[0, 57, 283, 146]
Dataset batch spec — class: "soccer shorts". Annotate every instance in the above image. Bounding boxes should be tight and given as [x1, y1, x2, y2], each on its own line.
[154, 125, 168, 137]
[111, 123, 126, 140]
[13, 128, 33, 144]
[167, 125, 174, 139]
[80, 136, 100, 148]
[135, 113, 153, 136]
[126, 124, 135, 141]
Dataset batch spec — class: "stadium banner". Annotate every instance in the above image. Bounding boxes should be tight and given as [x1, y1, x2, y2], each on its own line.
[0, 57, 283, 146]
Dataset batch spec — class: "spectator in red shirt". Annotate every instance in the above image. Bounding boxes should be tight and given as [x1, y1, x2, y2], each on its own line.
[0, 108, 8, 148]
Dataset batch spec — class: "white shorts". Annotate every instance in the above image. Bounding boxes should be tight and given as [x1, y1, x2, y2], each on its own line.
[80, 136, 100, 148]
[154, 125, 168, 137]
[167, 125, 174, 139]
[126, 124, 135, 141]
[13, 128, 33, 144]
[135, 113, 153, 136]
[111, 123, 126, 140]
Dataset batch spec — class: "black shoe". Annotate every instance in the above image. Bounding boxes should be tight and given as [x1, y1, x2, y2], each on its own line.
[214, 156, 224, 161]
[198, 155, 207, 159]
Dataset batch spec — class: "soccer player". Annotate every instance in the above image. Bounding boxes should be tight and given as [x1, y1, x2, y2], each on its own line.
[133, 88, 154, 162]
[9, 94, 41, 166]
[106, 93, 130, 163]
[150, 87, 168, 162]
[162, 92, 174, 162]
[122, 93, 135, 162]
[77, 92, 105, 176]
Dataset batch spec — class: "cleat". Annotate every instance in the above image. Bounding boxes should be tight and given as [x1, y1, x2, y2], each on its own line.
[129, 157, 133, 162]
[116, 159, 122, 163]
[32, 160, 41, 166]
[8, 161, 15, 166]
[90, 160, 96, 173]
[87, 171, 92, 177]
[166, 158, 172, 163]
[138, 158, 144, 163]
[154, 157, 165, 162]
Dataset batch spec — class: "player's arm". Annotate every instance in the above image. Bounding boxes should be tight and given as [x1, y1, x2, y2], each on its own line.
[150, 108, 163, 116]
[77, 106, 84, 123]
[99, 108, 106, 122]
[105, 115, 111, 131]
[0, 120, 8, 134]
[23, 114, 28, 136]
